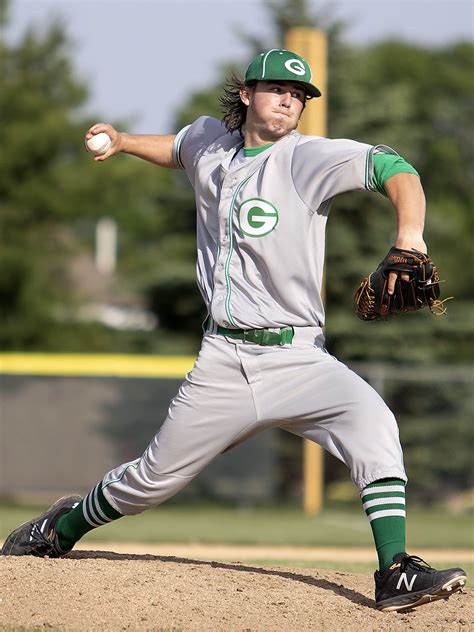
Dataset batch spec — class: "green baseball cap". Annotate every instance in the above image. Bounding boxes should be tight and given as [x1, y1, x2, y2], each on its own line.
[245, 49, 321, 98]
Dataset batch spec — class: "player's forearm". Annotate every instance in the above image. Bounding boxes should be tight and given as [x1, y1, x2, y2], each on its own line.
[119, 133, 177, 168]
[384, 172, 426, 251]
[85, 123, 177, 168]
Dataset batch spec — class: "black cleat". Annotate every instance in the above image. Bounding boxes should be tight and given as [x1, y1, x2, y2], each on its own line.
[375, 553, 467, 612]
[1, 495, 82, 558]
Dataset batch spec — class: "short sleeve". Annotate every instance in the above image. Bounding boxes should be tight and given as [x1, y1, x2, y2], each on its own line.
[172, 116, 228, 182]
[291, 137, 373, 212]
[369, 148, 419, 197]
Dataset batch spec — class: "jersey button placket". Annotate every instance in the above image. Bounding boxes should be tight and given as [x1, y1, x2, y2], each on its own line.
[213, 182, 234, 323]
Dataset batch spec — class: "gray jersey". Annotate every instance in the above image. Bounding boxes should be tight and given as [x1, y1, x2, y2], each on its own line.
[173, 116, 385, 329]
[98, 119, 407, 518]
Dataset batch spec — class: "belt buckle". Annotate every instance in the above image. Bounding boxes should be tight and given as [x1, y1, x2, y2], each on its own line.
[279, 326, 294, 346]
[261, 328, 283, 345]
[246, 328, 282, 346]
[242, 329, 261, 344]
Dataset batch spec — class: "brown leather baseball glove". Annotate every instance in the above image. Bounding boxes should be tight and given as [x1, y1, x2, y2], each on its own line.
[353, 246, 448, 321]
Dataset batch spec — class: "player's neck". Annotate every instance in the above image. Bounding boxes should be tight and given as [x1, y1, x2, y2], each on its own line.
[243, 127, 288, 149]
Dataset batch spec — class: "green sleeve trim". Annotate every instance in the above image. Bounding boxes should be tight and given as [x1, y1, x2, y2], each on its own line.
[172, 124, 191, 169]
[365, 145, 419, 197]
[373, 153, 419, 196]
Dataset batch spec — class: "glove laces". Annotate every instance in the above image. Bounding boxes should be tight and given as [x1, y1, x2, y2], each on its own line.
[428, 295, 453, 316]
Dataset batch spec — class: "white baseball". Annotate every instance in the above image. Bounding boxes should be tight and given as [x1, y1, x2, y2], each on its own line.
[86, 132, 112, 156]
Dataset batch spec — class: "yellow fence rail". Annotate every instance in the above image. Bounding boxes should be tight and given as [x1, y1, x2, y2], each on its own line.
[0, 353, 194, 379]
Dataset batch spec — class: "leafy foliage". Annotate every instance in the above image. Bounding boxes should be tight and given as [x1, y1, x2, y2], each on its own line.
[1, 0, 472, 501]
[324, 41, 473, 363]
[0, 9, 186, 351]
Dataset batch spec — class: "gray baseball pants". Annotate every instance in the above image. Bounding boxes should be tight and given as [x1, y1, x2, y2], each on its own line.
[102, 328, 407, 515]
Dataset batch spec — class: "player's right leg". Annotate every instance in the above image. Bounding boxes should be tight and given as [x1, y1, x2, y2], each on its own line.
[1, 334, 257, 557]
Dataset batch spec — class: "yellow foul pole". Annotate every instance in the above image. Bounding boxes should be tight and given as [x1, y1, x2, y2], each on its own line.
[284, 28, 327, 516]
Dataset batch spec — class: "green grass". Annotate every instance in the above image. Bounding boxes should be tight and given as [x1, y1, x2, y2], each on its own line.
[243, 558, 474, 581]
[243, 558, 474, 588]
[0, 502, 473, 549]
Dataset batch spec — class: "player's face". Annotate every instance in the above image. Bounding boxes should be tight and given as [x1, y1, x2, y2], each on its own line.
[240, 81, 306, 143]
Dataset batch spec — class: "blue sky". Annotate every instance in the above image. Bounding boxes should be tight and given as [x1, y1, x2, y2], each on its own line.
[6, 0, 474, 133]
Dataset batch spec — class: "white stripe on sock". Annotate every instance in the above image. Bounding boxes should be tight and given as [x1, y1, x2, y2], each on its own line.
[361, 485, 405, 498]
[87, 489, 108, 526]
[82, 497, 101, 527]
[367, 508, 406, 522]
[363, 497, 406, 511]
[92, 485, 112, 523]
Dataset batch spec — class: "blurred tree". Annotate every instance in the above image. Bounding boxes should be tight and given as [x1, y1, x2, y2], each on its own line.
[324, 41, 474, 364]
[1, 0, 472, 503]
[0, 12, 87, 347]
[1, 0, 471, 362]
[395, 380, 473, 502]
[0, 0, 7, 27]
[0, 3, 194, 351]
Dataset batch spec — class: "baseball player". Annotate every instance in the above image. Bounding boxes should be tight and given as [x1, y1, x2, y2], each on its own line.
[2, 49, 466, 612]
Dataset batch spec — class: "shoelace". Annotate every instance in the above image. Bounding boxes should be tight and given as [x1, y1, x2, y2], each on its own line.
[400, 555, 434, 574]
[24, 521, 56, 556]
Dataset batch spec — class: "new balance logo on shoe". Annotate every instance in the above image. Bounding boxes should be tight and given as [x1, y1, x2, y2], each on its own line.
[396, 572, 417, 591]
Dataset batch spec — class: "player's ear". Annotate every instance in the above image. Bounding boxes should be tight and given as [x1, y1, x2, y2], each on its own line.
[298, 102, 305, 120]
[240, 85, 252, 106]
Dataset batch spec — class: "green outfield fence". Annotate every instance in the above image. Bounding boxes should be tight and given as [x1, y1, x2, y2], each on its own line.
[0, 353, 472, 506]
[0, 353, 277, 504]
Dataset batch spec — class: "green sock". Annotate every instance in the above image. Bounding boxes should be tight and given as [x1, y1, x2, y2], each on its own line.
[361, 478, 406, 571]
[56, 483, 123, 550]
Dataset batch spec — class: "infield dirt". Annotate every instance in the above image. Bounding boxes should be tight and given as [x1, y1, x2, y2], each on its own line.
[1, 545, 472, 631]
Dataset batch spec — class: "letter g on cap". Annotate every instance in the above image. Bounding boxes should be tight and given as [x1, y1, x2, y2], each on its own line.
[284, 59, 306, 76]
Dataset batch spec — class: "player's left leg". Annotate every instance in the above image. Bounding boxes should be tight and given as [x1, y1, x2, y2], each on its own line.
[259, 345, 467, 611]
[359, 479, 466, 610]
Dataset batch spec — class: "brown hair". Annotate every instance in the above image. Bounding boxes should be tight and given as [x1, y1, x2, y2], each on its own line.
[219, 74, 256, 136]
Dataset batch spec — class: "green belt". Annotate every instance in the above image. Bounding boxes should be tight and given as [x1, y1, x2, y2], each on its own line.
[216, 325, 294, 346]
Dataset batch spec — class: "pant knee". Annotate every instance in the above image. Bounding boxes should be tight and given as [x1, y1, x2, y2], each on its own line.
[103, 469, 194, 515]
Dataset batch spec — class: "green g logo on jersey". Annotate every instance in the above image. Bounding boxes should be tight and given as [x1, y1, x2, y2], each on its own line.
[238, 198, 279, 237]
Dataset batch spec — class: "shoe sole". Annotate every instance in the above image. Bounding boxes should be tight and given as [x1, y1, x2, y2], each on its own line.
[1, 495, 82, 556]
[377, 574, 468, 612]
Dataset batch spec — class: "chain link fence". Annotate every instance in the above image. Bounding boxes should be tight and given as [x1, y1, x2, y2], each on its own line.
[1, 361, 472, 506]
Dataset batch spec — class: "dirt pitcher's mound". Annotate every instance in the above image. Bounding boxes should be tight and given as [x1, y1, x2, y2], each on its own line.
[1, 550, 472, 631]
